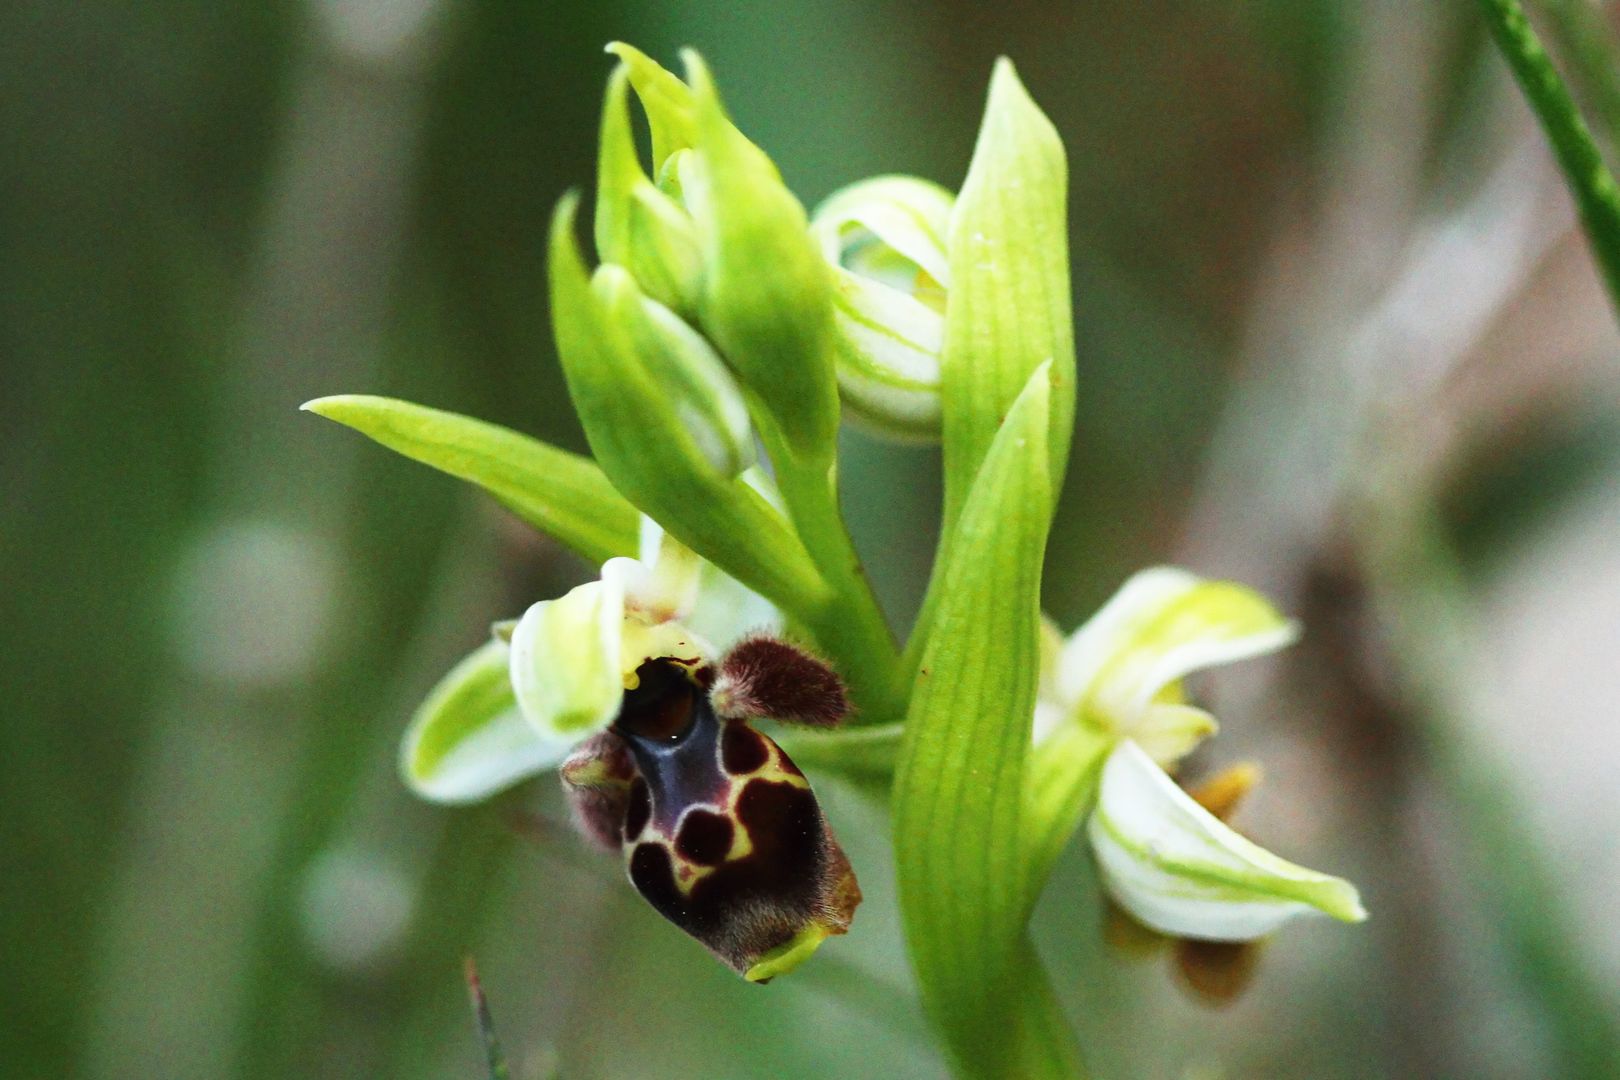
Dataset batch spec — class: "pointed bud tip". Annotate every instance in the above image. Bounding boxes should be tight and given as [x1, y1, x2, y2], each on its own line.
[300, 394, 363, 418]
[988, 56, 1032, 101]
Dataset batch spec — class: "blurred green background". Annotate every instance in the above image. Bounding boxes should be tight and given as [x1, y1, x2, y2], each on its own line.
[7, 1, 1620, 1077]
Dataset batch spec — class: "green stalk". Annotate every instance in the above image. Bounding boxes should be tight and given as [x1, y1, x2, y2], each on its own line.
[766, 434, 904, 722]
[1479, 0, 1620, 309]
[1539, 0, 1620, 152]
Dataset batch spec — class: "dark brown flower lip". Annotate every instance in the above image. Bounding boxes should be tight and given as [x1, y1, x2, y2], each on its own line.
[562, 652, 860, 977]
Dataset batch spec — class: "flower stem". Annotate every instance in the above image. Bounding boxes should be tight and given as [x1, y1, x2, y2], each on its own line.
[1479, 0, 1620, 312]
[767, 439, 904, 722]
[1539, 0, 1620, 155]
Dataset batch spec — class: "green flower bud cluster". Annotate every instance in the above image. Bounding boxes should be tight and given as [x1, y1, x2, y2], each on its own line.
[561, 44, 840, 484]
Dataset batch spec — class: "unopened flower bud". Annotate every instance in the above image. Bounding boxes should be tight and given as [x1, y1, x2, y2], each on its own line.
[592, 264, 755, 478]
[677, 51, 841, 462]
[812, 175, 953, 440]
[595, 65, 702, 314]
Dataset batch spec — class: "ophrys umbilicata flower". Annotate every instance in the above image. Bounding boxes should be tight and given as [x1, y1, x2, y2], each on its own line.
[403, 520, 860, 981]
[1039, 567, 1366, 942]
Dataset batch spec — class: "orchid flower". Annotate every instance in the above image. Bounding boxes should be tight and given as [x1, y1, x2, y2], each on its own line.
[1041, 567, 1367, 942]
[401, 518, 859, 980]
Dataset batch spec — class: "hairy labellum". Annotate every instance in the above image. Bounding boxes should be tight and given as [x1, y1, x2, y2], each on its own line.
[562, 650, 859, 980]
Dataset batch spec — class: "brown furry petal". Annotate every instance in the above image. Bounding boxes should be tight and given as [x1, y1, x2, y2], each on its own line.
[710, 635, 849, 727]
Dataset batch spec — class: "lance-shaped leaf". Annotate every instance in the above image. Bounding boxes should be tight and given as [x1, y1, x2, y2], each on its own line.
[1089, 740, 1367, 941]
[548, 194, 825, 616]
[940, 59, 1073, 529]
[595, 65, 702, 315]
[401, 640, 572, 804]
[681, 51, 841, 464]
[302, 395, 639, 566]
[893, 365, 1079, 1075]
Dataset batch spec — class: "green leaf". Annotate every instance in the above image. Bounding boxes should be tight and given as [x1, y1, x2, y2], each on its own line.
[892, 364, 1080, 1078]
[682, 51, 841, 464]
[400, 640, 570, 804]
[1480, 0, 1620, 315]
[547, 193, 827, 617]
[301, 395, 639, 565]
[940, 58, 1073, 530]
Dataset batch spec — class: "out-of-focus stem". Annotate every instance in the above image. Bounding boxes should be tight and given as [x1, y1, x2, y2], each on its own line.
[1479, 0, 1620, 310]
[1540, 0, 1620, 154]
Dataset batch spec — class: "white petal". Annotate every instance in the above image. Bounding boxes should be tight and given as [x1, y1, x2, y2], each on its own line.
[1088, 741, 1366, 942]
[400, 640, 571, 803]
[634, 515, 777, 652]
[1057, 567, 1298, 731]
[811, 174, 955, 286]
[629, 520, 702, 620]
[509, 579, 626, 740]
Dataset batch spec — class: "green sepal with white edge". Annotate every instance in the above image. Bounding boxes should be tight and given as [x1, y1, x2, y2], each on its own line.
[547, 194, 824, 616]
[680, 51, 841, 464]
[508, 575, 629, 741]
[1089, 740, 1367, 941]
[400, 639, 573, 804]
[811, 176, 954, 441]
[300, 395, 640, 566]
[592, 265, 754, 478]
[1055, 566, 1299, 768]
[941, 59, 1073, 528]
[595, 64, 702, 315]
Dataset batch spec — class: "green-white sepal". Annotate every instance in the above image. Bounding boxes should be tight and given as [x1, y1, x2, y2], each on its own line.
[1089, 740, 1367, 941]
[593, 265, 755, 477]
[400, 640, 572, 804]
[509, 577, 628, 741]
[1051, 567, 1299, 768]
[605, 42, 699, 175]
[679, 51, 841, 463]
[595, 65, 702, 315]
[811, 176, 954, 440]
